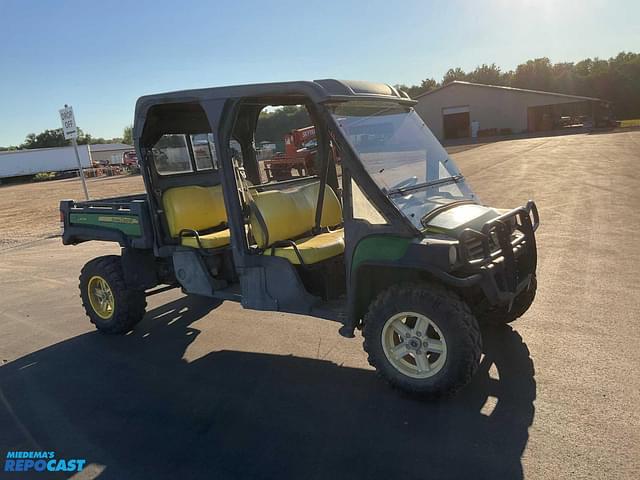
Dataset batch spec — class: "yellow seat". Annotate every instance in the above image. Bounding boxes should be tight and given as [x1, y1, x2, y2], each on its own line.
[180, 229, 231, 249]
[264, 229, 345, 265]
[162, 185, 230, 249]
[249, 181, 345, 265]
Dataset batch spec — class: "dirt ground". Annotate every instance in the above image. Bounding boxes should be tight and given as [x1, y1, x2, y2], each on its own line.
[0, 174, 145, 249]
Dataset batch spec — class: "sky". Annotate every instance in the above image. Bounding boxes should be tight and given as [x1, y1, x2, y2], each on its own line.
[0, 0, 638, 146]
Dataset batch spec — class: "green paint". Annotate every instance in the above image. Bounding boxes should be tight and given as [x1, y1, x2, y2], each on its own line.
[351, 235, 412, 272]
[70, 213, 142, 236]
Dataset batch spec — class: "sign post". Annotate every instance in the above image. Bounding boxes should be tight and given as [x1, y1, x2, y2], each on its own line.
[59, 105, 89, 200]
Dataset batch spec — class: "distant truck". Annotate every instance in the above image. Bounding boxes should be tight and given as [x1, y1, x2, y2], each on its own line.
[263, 126, 318, 181]
[122, 150, 138, 167]
[0, 145, 92, 180]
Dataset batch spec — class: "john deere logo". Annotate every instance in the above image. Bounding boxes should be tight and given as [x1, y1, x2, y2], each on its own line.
[97, 216, 139, 225]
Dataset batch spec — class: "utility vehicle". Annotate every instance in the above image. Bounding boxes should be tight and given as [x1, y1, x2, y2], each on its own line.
[61, 80, 539, 398]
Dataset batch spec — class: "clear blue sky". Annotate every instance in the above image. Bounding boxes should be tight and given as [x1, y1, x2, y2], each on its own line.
[0, 0, 638, 146]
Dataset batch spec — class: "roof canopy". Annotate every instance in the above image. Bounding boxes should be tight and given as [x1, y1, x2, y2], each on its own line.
[133, 79, 415, 139]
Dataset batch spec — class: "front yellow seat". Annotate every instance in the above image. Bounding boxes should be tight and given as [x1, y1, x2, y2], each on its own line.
[264, 230, 345, 264]
[162, 185, 230, 249]
[249, 182, 344, 265]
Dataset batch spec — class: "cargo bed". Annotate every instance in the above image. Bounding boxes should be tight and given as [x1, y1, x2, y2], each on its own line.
[60, 194, 154, 248]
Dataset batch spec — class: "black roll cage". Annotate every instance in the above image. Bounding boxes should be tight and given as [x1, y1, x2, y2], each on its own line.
[133, 81, 420, 257]
[131, 81, 423, 330]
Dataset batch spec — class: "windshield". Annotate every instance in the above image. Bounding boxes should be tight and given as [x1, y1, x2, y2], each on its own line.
[330, 101, 477, 229]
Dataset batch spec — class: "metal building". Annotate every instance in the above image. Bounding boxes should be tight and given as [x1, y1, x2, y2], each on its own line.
[88, 143, 134, 165]
[413, 81, 611, 141]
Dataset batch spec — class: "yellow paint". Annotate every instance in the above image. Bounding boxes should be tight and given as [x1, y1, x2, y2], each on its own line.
[87, 275, 115, 320]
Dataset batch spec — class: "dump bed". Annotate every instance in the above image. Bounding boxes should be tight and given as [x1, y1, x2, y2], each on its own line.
[60, 194, 154, 249]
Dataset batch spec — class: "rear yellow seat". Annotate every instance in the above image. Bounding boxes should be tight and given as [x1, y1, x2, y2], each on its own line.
[249, 182, 344, 265]
[162, 185, 230, 249]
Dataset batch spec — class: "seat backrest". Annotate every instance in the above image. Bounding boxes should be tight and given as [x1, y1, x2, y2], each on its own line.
[162, 185, 226, 237]
[249, 181, 342, 249]
[298, 182, 342, 228]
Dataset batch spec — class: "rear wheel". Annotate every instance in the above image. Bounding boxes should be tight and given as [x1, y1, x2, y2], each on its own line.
[363, 283, 482, 398]
[79, 255, 146, 334]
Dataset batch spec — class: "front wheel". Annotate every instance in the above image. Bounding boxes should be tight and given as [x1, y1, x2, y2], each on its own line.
[363, 283, 482, 398]
[79, 255, 146, 334]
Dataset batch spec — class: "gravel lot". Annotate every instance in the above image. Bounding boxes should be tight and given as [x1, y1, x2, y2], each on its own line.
[1, 131, 639, 479]
[0, 174, 145, 249]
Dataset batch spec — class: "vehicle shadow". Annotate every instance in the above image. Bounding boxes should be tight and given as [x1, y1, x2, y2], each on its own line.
[0, 295, 536, 480]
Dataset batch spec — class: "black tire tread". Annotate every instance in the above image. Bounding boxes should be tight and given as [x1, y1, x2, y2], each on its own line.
[79, 255, 146, 334]
[363, 283, 482, 399]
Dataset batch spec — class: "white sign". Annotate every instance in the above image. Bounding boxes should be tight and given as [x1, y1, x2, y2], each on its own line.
[59, 106, 78, 140]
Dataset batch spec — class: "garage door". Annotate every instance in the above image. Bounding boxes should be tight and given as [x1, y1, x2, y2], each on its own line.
[443, 106, 470, 140]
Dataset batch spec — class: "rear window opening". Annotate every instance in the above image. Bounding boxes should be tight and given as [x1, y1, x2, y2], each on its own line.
[152, 133, 218, 176]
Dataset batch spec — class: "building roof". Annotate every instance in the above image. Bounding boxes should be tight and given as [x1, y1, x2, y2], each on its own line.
[0, 143, 133, 156]
[414, 80, 604, 102]
[89, 143, 133, 151]
[0, 144, 88, 156]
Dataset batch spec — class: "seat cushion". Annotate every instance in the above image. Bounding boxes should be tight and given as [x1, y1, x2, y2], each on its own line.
[264, 229, 344, 265]
[298, 182, 343, 228]
[180, 229, 231, 249]
[163, 185, 226, 238]
[249, 182, 343, 249]
[249, 189, 311, 248]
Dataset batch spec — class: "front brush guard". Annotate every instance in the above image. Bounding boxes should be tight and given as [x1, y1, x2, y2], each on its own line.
[458, 200, 539, 306]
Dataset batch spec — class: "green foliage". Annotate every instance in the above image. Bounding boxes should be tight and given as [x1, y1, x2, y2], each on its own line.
[22, 129, 68, 149]
[398, 51, 640, 119]
[34, 172, 56, 182]
[123, 125, 133, 145]
[512, 57, 554, 90]
[255, 106, 312, 147]
[467, 63, 508, 86]
[395, 78, 438, 98]
[3, 128, 124, 151]
[442, 67, 468, 85]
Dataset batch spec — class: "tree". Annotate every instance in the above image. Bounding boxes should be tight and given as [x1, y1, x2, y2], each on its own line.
[255, 106, 312, 149]
[13, 127, 123, 150]
[466, 63, 507, 86]
[123, 125, 133, 145]
[512, 57, 554, 91]
[22, 129, 68, 149]
[395, 78, 438, 98]
[398, 51, 640, 120]
[442, 67, 467, 85]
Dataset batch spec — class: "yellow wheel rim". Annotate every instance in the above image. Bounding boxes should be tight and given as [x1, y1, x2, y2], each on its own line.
[87, 275, 115, 320]
[381, 311, 447, 379]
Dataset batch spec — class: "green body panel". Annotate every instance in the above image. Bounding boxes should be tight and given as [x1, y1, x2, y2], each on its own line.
[69, 213, 142, 237]
[351, 235, 413, 273]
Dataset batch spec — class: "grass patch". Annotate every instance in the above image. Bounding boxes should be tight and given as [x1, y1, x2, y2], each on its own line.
[620, 119, 640, 128]
[33, 172, 57, 182]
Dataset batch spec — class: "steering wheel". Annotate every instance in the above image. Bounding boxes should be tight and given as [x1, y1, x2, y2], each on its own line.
[390, 176, 418, 191]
